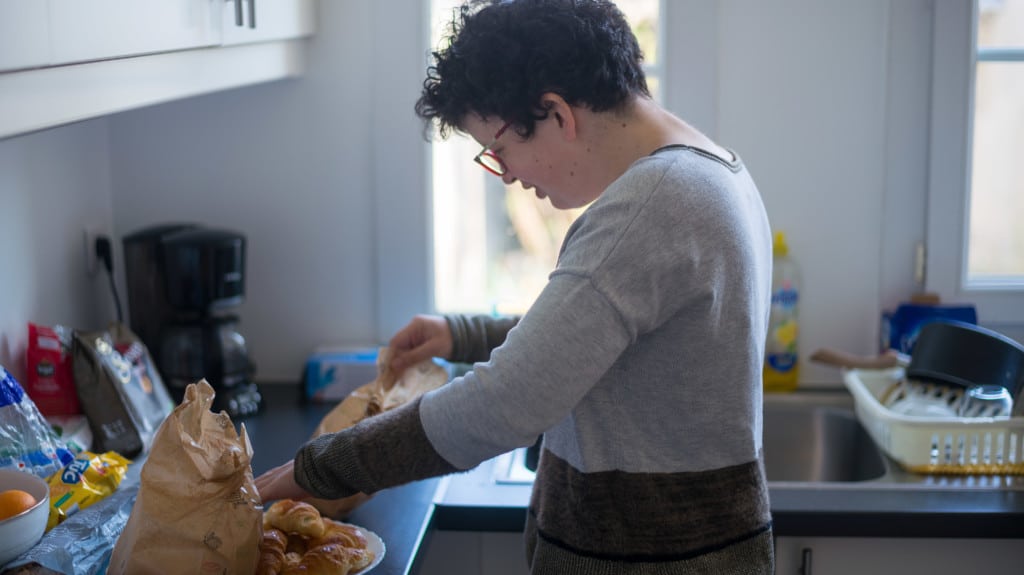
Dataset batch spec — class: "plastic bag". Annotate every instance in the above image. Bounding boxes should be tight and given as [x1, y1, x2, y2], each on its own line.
[0, 365, 75, 478]
[1, 458, 142, 575]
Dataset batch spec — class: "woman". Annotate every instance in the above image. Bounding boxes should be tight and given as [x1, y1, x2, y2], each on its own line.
[257, 1, 774, 572]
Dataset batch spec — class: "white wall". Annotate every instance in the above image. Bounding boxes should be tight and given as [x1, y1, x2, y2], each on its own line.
[107, 0, 431, 383]
[3, 1, 1010, 386]
[0, 119, 117, 380]
[715, 0, 892, 383]
[107, 0, 381, 383]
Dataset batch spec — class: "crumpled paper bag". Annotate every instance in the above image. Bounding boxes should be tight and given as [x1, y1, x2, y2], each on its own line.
[107, 380, 261, 575]
[307, 347, 448, 518]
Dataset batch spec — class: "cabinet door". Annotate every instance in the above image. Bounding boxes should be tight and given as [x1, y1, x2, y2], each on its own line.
[48, 0, 220, 66]
[220, 0, 315, 45]
[0, 0, 50, 72]
[775, 536, 1024, 575]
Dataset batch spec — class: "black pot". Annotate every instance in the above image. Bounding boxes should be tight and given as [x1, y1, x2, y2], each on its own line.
[906, 320, 1024, 414]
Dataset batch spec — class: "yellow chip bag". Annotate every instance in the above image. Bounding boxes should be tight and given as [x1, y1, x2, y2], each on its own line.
[46, 450, 131, 530]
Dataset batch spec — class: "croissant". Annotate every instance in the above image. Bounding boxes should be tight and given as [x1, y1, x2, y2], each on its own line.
[264, 499, 326, 538]
[255, 528, 288, 575]
[282, 543, 375, 575]
[283, 551, 303, 571]
[333, 544, 374, 573]
[310, 519, 368, 551]
[286, 533, 309, 556]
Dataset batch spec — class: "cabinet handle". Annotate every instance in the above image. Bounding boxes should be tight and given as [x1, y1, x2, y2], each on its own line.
[248, 0, 256, 29]
[799, 547, 813, 575]
[230, 0, 242, 27]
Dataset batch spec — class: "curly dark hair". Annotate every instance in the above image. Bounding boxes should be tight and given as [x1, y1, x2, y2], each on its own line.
[415, 0, 649, 140]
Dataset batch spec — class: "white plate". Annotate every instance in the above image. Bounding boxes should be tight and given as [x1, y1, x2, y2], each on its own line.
[343, 523, 385, 574]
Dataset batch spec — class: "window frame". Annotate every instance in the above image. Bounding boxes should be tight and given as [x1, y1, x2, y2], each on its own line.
[927, 0, 1024, 326]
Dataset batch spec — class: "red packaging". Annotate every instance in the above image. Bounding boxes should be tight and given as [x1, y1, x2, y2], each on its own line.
[26, 322, 81, 416]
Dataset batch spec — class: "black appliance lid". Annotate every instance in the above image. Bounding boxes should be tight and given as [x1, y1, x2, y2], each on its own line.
[123, 223, 201, 244]
[161, 228, 246, 246]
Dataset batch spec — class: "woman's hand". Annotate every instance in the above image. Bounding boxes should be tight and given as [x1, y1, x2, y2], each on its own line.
[254, 460, 312, 503]
[388, 314, 453, 374]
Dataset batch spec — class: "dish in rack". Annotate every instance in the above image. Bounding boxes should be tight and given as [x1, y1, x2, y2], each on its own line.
[844, 368, 1024, 475]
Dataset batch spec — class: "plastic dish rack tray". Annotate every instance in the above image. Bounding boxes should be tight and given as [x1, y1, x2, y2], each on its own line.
[843, 368, 1024, 475]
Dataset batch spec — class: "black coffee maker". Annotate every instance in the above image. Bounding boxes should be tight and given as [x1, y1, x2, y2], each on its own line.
[123, 224, 262, 417]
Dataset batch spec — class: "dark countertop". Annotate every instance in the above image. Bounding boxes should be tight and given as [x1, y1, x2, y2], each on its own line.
[3, 384, 443, 575]
[12, 383, 1018, 575]
[434, 453, 1024, 539]
[245, 384, 1024, 575]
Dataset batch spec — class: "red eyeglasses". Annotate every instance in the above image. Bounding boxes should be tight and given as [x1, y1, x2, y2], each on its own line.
[473, 122, 511, 176]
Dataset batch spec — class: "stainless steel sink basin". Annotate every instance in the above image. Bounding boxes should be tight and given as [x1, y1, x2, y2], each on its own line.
[494, 390, 1024, 490]
[762, 395, 886, 482]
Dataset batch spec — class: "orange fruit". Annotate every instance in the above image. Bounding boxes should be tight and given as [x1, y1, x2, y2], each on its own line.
[0, 489, 38, 521]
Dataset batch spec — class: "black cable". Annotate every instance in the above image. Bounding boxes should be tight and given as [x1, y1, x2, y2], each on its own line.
[95, 237, 124, 324]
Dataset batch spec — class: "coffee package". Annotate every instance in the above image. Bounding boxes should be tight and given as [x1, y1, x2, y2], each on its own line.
[72, 323, 174, 458]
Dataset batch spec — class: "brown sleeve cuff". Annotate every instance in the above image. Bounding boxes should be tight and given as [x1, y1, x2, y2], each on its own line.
[445, 314, 520, 364]
[294, 397, 459, 499]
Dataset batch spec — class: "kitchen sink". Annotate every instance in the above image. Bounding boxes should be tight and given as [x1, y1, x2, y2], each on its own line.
[493, 390, 1024, 490]
[762, 394, 885, 482]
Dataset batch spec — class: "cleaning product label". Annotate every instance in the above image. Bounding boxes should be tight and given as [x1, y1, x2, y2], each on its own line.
[767, 350, 798, 371]
[772, 286, 798, 308]
[766, 285, 799, 378]
[765, 232, 800, 391]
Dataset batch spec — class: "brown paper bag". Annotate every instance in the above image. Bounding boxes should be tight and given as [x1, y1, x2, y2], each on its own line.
[108, 380, 261, 575]
[307, 347, 449, 518]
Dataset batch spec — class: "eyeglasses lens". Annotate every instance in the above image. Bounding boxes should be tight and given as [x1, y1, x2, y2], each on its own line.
[478, 152, 505, 176]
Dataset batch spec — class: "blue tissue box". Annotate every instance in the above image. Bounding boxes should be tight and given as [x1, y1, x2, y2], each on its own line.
[304, 348, 379, 402]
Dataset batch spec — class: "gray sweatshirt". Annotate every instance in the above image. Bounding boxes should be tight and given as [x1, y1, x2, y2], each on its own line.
[296, 146, 775, 574]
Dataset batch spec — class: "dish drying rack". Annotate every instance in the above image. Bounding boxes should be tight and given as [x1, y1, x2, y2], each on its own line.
[843, 368, 1024, 475]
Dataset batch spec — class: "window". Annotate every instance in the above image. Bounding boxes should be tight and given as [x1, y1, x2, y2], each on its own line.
[928, 0, 1024, 324]
[428, 0, 662, 315]
[970, 0, 1024, 284]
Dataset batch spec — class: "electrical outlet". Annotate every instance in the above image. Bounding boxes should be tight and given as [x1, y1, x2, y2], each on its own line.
[83, 227, 104, 277]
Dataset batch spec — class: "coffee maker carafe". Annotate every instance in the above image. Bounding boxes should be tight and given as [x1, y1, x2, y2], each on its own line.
[123, 224, 262, 417]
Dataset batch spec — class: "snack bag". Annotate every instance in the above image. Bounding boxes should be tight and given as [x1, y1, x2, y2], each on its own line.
[108, 380, 261, 575]
[45, 450, 131, 530]
[73, 323, 174, 458]
[306, 347, 448, 518]
[25, 322, 80, 416]
[0, 365, 75, 478]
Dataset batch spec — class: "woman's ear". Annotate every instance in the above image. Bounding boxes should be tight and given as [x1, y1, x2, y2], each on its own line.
[539, 92, 577, 141]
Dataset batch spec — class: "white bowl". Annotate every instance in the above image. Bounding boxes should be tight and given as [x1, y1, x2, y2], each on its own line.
[0, 469, 50, 566]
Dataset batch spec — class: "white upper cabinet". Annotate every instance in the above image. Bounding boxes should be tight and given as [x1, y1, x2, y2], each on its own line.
[0, 0, 315, 72]
[220, 0, 315, 45]
[48, 0, 220, 66]
[0, 0, 50, 73]
[0, 0, 316, 140]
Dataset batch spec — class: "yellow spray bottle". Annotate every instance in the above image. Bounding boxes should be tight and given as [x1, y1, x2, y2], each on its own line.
[764, 231, 800, 392]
